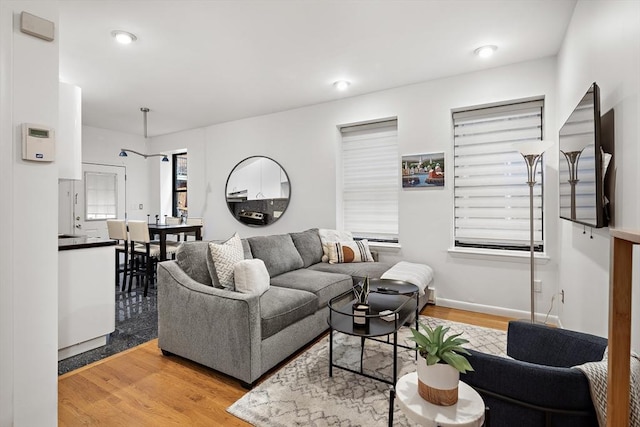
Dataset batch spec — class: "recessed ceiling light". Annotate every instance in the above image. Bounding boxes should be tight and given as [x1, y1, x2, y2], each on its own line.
[333, 80, 351, 91]
[474, 45, 497, 58]
[111, 30, 137, 45]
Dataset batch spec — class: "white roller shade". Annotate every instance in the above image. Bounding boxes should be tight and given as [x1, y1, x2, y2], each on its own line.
[453, 100, 545, 251]
[341, 120, 398, 242]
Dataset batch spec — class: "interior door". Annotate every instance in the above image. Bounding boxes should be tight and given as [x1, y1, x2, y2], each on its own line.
[73, 163, 126, 238]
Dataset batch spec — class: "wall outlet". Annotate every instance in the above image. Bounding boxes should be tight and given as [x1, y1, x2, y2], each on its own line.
[139, 203, 143, 210]
[534, 279, 542, 293]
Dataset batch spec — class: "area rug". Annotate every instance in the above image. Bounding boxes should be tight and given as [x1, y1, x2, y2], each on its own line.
[227, 316, 507, 426]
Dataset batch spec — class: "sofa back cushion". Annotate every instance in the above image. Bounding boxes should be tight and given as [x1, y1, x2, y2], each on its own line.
[290, 228, 323, 267]
[175, 241, 214, 286]
[248, 234, 304, 277]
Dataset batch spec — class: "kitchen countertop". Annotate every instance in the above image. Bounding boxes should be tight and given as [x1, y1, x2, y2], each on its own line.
[58, 236, 117, 251]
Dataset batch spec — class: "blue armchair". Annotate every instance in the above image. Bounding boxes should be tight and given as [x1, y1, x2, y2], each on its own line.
[461, 320, 607, 427]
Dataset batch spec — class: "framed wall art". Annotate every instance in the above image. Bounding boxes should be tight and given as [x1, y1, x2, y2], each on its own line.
[401, 152, 445, 188]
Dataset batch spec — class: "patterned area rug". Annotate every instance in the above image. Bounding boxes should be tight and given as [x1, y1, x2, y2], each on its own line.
[228, 316, 507, 426]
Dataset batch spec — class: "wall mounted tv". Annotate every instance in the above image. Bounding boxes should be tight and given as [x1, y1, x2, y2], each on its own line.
[559, 82, 614, 228]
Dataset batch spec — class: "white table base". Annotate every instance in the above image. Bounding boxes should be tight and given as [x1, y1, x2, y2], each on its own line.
[395, 372, 485, 427]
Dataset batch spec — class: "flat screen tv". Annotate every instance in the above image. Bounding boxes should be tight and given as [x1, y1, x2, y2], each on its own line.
[559, 82, 614, 228]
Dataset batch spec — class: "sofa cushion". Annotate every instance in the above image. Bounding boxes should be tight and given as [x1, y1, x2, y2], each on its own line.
[176, 241, 214, 286]
[260, 286, 317, 340]
[241, 238, 253, 259]
[209, 233, 244, 290]
[234, 259, 270, 295]
[270, 269, 352, 308]
[248, 234, 304, 277]
[290, 228, 323, 268]
[325, 240, 374, 264]
[308, 261, 395, 279]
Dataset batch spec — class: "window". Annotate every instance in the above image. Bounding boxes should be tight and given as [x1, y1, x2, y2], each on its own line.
[85, 172, 117, 220]
[453, 99, 544, 252]
[172, 152, 188, 217]
[340, 119, 399, 243]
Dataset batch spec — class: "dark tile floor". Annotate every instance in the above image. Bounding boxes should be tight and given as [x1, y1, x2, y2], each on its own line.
[58, 280, 158, 375]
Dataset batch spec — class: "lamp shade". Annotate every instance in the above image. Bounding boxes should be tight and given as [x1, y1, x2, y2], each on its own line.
[511, 140, 554, 156]
[119, 150, 128, 157]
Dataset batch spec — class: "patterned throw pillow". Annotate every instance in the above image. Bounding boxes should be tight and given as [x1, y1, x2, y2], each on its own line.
[208, 233, 244, 290]
[325, 240, 374, 264]
[318, 229, 354, 263]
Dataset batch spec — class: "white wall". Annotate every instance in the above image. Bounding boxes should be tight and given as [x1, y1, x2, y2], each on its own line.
[149, 57, 560, 320]
[82, 125, 150, 221]
[556, 0, 640, 348]
[0, 2, 59, 425]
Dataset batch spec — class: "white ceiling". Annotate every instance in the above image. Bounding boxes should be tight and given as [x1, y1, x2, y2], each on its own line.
[59, 0, 577, 138]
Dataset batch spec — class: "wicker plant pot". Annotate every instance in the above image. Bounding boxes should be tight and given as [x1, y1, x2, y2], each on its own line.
[416, 360, 459, 406]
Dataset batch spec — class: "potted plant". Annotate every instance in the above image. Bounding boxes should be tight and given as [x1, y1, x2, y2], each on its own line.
[352, 277, 370, 329]
[409, 322, 473, 406]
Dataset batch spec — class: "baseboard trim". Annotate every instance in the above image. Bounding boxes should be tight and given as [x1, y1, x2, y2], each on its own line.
[436, 298, 560, 326]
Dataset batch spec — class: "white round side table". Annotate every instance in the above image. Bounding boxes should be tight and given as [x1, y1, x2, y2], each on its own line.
[395, 372, 485, 427]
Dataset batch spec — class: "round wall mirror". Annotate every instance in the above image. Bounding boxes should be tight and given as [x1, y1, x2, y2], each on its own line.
[225, 156, 291, 226]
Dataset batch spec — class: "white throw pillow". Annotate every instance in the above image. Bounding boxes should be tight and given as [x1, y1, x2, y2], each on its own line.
[234, 259, 270, 295]
[326, 240, 374, 264]
[318, 229, 353, 262]
[209, 233, 244, 290]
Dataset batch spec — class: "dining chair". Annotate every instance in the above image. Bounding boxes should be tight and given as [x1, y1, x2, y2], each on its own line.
[106, 219, 129, 291]
[127, 220, 179, 296]
[185, 217, 204, 241]
[165, 216, 184, 242]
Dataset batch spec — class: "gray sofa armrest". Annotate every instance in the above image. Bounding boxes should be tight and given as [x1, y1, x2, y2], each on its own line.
[157, 261, 262, 384]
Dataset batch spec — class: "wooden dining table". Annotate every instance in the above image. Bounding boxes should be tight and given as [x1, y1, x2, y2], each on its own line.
[147, 223, 203, 260]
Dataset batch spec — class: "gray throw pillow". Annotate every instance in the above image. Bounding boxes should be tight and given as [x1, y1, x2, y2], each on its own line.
[176, 241, 214, 286]
[248, 234, 304, 277]
[290, 228, 323, 268]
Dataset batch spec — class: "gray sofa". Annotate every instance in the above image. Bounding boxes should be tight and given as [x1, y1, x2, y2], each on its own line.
[157, 228, 427, 386]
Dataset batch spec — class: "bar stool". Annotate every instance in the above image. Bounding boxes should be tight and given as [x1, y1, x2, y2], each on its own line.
[127, 220, 178, 296]
[106, 219, 129, 291]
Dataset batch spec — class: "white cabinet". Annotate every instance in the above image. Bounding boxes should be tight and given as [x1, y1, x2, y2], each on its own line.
[58, 82, 82, 179]
[58, 244, 115, 360]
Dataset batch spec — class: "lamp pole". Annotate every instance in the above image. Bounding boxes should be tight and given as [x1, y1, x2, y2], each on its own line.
[522, 153, 543, 324]
[513, 140, 553, 324]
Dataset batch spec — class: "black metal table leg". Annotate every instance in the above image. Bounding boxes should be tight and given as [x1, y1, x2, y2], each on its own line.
[393, 330, 398, 384]
[360, 336, 366, 373]
[388, 387, 396, 427]
[329, 327, 333, 377]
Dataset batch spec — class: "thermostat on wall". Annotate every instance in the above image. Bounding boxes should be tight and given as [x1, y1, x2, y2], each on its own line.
[22, 123, 55, 162]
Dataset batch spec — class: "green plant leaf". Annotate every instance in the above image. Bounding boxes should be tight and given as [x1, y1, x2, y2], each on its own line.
[441, 352, 474, 373]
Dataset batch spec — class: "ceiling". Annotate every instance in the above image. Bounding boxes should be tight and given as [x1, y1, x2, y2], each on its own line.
[59, 0, 577, 138]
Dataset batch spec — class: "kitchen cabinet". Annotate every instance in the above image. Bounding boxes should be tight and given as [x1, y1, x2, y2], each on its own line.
[58, 237, 115, 360]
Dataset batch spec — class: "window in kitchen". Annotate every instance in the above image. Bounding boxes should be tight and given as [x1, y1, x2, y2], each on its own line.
[173, 152, 188, 217]
[85, 171, 118, 220]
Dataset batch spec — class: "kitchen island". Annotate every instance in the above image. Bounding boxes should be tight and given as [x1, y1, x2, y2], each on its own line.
[58, 236, 116, 360]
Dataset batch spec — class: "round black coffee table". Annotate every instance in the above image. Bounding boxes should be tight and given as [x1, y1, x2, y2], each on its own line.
[327, 278, 419, 385]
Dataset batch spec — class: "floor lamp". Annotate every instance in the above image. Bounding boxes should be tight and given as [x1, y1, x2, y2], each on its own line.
[513, 140, 554, 323]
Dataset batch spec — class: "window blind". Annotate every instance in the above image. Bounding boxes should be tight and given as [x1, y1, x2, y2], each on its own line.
[341, 119, 399, 242]
[453, 100, 544, 251]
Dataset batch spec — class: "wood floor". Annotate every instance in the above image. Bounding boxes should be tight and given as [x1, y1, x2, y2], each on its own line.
[58, 306, 513, 426]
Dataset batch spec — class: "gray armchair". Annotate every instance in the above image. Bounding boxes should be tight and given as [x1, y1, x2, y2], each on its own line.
[461, 320, 607, 427]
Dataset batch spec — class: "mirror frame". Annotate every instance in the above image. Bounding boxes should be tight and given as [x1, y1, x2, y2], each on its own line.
[225, 156, 291, 227]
